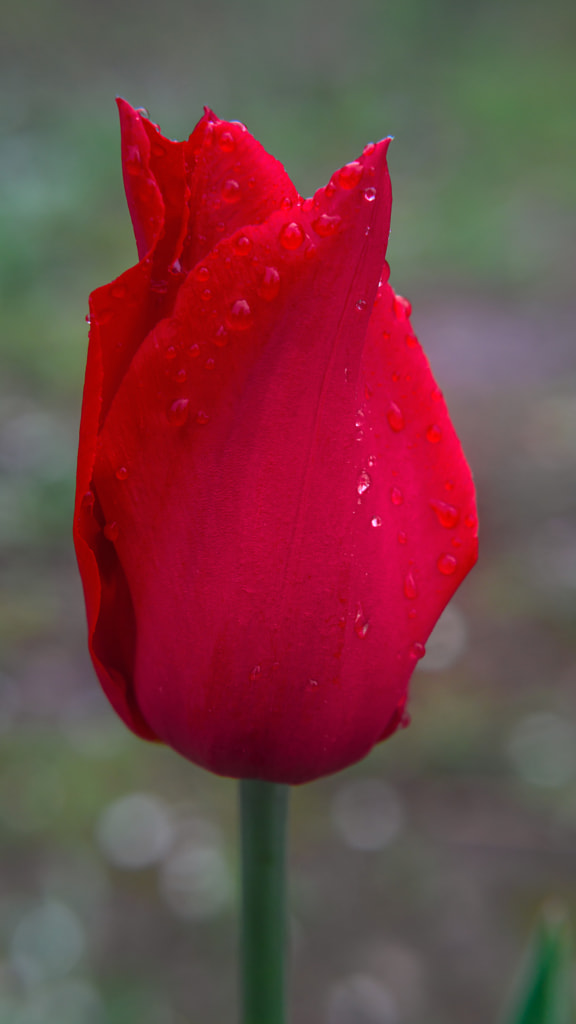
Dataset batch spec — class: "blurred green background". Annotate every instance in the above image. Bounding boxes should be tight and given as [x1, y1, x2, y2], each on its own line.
[1, 0, 576, 1021]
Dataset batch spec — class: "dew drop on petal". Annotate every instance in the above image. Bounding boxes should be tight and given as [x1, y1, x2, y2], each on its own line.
[386, 402, 405, 432]
[213, 326, 229, 347]
[115, 466, 128, 481]
[363, 142, 376, 157]
[196, 410, 210, 425]
[189, 343, 200, 358]
[426, 424, 442, 444]
[410, 642, 426, 660]
[250, 665, 261, 681]
[232, 234, 252, 257]
[221, 179, 240, 203]
[194, 265, 210, 282]
[405, 334, 418, 348]
[397, 530, 407, 545]
[167, 398, 190, 426]
[257, 266, 280, 301]
[404, 572, 418, 600]
[390, 487, 404, 506]
[357, 470, 371, 496]
[430, 500, 460, 528]
[81, 491, 94, 511]
[218, 131, 235, 152]
[355, 298, 367, 312]
[354, 605, 370, 638]
[279, 222, 305, 250]
[465, 513, 477, 529]
[363, 187, 377, 202]
[311, 214, 342, 237]
[104, 521, 119, 542]
[437, 553, 458, 575]
[165, 345, 177, 360]
[204, 358, 215, 370]
[226, 299, 253, 331]
[371, 516, 382, 528]
[337, 161, 363, 190]
[394, 295, 412, 320]
[432, 386, 443, 402]
[200, 288, 212, 303]
[280, 196, 293, 210]
[174, 367, 187, 383]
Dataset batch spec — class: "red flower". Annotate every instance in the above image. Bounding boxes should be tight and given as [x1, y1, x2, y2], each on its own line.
[74, 101, 478, 784]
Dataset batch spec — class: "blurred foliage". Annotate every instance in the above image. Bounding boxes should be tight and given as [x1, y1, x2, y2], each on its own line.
[1, 0, 576, 1022]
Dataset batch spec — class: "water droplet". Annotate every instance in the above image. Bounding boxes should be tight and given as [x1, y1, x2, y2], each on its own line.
[337, 161, 363, 189]
[444, 479, 455, 492]
[408, 608, 417, 620]
[432, 386, 443, 402]
[325, 182, 336, 198]
[426, 424, 442, 444]
[367, 455, 377, 467]
[205, 358, 215, 370]
[452, 537, 462, 548]
[167, 398, 190, 426]
[164, 345, 177, 361]
[397, 530, 407, 545]
[410, 642, 426, 660]
[226, 299, 253, 331]
[355, 298, 367, 312]
[104, 521, 119, 542]
[363, 142, 376, 157]
[390, 487, 404, 506]
[301, 197, 314, 212]
[125, 144, 142, 169]
[430, 500, 460, 528]
[437, 553, 458, 575]
[357, 469, 371, 495]
[189, 343, 200, 358]
[213, 325, 229, 346]
[81, 490, 95, 511]
[193, 265, 210, 282]
[386, 402, 405, 432]
[405, 334, 418, 348]
[249, 665, 261, 681]
[354, 605, 370, 638]
[404, 572, 418, 600]
[196, 410, 210, 424]
[174, 367, 187, 383]
[279, 222, 305, 250]
[393, 295, 412, 320]
[115, 466, 128, 481]
[221, 179, 240, 203]
[280, 196, 293, 210]
[363, 187, 377, 202]
[232, 234, 252, 255]
[464, 513, 477, 529]
[257, 266, 280, 301]
[218, 130, 235, 152]
[371, 516, 382, 528]
[312, 213, 342, 237]
[200, 288, 212, 303]
[136, 106, 150, 119]
[84, 313, 91, 324]
[308, 678, 319, 687]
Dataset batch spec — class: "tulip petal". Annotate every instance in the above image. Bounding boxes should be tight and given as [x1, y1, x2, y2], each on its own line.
[179, 111, 300, 272]
[88, 140, 423, 782]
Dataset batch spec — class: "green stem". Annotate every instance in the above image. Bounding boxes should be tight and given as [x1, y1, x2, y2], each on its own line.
[240, 779, 290, 1024]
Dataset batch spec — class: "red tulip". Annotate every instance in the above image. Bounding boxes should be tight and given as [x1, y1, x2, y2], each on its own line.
[74, 101, 477, 784]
